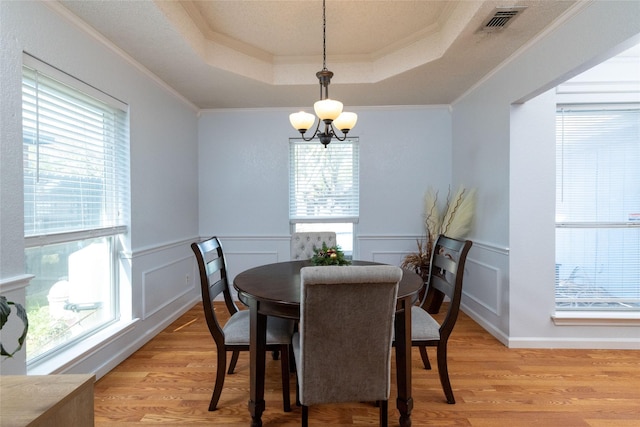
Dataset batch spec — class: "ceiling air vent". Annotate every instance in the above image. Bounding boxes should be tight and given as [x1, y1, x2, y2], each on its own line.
[479, 6, 527, 32]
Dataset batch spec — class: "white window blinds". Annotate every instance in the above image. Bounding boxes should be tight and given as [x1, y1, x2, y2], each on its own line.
[555, 106, 640, 310]
[289, 138, 359, 221]
[22, 57, 129, 240]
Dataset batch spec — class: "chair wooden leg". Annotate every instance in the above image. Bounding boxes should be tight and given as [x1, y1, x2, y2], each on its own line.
[227, 350, 240, 374]
[209, 345, 227, 411]
[291, 322, 299, 373]
[289, 343, 296, 372]
[437, 342, 455, 404]
[302, 405, 309, 427]
[379, 400, 388, 427]
[419, 345, 431, 370]
[280, 345, 291, 412]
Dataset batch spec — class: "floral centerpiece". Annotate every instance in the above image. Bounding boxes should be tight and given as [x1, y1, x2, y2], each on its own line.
[310, 242, 351, 266]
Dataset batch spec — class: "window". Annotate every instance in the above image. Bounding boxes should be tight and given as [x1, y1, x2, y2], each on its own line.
[22, 55, 129, 364]
[289, 138, 359, 255]
[555, 106, 640, 310]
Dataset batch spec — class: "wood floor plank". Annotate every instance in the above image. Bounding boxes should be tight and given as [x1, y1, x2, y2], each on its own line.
[94, 303, 640, 426]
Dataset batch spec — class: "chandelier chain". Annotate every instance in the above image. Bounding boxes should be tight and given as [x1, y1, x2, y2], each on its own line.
[322, 0, 327, 71]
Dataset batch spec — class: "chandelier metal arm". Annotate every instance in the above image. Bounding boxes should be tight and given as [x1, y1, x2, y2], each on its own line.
[298, 122, 350, 148]
[330, 127, 350, 141]
[297, 119, 322, 142]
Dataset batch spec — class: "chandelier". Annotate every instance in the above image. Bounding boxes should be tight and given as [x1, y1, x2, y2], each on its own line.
[289, 0, 357, 148]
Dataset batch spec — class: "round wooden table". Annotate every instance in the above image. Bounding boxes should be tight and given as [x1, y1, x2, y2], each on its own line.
[234, 260, 422, 427]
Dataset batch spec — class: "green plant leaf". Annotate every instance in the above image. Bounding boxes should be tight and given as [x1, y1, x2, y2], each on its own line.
[0, 296, 29, 358]
[15, 302, 29, 349]
[0, 296, 10, 330]
[310, 242, 351, 266]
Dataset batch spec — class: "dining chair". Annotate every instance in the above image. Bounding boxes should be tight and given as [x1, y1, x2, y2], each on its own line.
[293, 265, 402, 427]
[191, 236, 294, 412]
[290, 231, 337, 260]
[409, 234, 472, 404]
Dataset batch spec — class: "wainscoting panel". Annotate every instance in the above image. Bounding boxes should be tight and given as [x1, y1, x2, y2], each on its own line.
[457, 239, 509, 344]
[142, 255, 194, 319]
[463, 257, 502, 316]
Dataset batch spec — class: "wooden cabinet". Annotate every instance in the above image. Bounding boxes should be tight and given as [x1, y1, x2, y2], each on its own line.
[0, 374, 95, 427]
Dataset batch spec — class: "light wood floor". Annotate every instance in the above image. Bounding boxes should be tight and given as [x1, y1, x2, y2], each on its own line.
[94, 303, 640, 426]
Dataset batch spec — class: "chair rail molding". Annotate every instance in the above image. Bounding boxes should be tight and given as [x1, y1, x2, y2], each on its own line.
[358, 234, 508, 254]
[211, 235, 292, 242]
[127, 235, 200, 259]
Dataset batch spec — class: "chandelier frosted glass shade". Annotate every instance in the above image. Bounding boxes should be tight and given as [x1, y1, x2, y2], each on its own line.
[289, 111, 316, 132]
[290, 102, 357, 137]
[314, 99, 343, 121]
[333, 112, 358, 132]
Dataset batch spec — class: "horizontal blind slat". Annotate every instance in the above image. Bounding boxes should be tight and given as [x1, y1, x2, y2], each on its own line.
[556, 106, 640, 311]
[289, 138, 359, 219]
[23, 62, 129, 238]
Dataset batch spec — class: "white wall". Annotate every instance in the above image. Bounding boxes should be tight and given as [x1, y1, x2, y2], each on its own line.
[0, 1, 201, 375]
[197, 106, 453, 280]
[453, 0, 640, 348]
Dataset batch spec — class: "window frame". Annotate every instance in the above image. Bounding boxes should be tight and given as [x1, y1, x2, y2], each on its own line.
[289, 138, 360, 256]
[554, 104, 640, 312]
[22, 54, 130, 366]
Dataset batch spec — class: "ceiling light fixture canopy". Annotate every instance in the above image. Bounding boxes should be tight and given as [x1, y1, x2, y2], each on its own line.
[289, 0, 357, 148]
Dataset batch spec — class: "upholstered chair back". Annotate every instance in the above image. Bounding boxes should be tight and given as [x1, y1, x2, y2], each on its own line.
[294, 265, 401, 407]
[290, 231, 337, 260]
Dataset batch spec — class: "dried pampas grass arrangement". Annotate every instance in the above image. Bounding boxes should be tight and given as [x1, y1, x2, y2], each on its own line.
[402, 185, 476, 277]
[431, 185, 476, 243]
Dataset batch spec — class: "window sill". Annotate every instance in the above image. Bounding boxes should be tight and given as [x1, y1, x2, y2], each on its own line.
[27, 318, 139, 375]
[552, 311, 640, 326]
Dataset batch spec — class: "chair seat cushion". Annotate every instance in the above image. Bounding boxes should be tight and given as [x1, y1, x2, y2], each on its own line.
[223, 309, 294, 345]
[410, 306, 441, 341]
